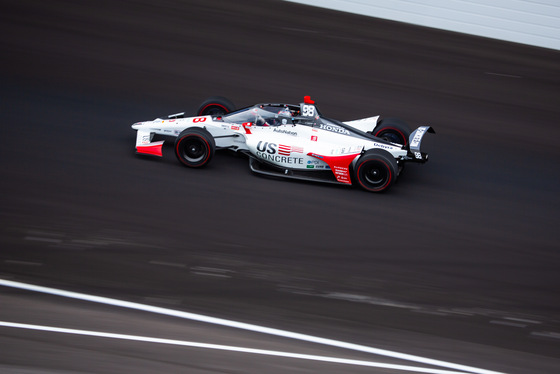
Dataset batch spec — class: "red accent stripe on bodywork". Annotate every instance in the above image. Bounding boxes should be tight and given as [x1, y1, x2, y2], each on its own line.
[308, 152, 360, 184]
[242, 122, 252, 134]
[137, 141, 164, 157]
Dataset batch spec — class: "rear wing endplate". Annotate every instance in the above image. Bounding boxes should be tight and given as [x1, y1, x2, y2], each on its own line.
[408, 126, 435, 161]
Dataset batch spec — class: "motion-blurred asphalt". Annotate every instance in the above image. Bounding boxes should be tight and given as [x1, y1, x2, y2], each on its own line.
[1, 1, 559, 373]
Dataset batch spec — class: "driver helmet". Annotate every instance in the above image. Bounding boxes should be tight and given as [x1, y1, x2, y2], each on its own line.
[278, 107, 291, 117]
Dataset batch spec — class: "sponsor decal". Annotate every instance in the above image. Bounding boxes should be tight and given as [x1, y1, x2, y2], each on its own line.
[311, 135, 317, 142]
[309, 153, 359, 185]
[371, 142, 395, 150]
[332, 166, 351, 183]
[257, 141, 277, 154]
[307, 160, 329, 169]
[319, 124, 350, 135]
[278, 144, 303, 156]
[231, 125, 240, 130]
[411, 127, 427, 147]
[141, 135, 150, 144]
[333, 166, 346, 175]
[273, 128, 297, 136]
[330, 145, 363, 155]
[193, 117, 206, 123]
[256, 152, 304, 165]
[255, 141, 304, 165]
[415, 152, 422, 159]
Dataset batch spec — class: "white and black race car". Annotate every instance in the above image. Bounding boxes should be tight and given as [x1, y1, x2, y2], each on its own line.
[131, 96, 434, 192]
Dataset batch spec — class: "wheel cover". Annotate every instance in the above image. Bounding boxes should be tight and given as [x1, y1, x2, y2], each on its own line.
[358, 159, 391, 190]
[365, 166, 386, 185]
[181, 137, 207, 163]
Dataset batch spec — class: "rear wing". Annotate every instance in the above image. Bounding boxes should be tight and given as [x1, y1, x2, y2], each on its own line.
[408, 126, 435, 162]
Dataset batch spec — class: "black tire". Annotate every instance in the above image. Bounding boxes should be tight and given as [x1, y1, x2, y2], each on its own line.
[353, 149, 398, 192]
[372, 118, 412, 146]
[174, 127, 215, 167]
[196, 96, 235, 116]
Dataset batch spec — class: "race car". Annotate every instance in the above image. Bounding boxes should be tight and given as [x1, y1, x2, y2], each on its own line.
[131, 96, 434, 192]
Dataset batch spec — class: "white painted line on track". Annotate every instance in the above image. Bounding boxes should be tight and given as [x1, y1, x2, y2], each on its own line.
[0, 321, 471, 374]
[0, 279, 506, 374]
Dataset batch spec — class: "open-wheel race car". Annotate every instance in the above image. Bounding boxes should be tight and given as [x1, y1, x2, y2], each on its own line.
[131, 96, 434, 192]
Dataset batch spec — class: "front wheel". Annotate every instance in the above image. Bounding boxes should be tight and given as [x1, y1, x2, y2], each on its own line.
[196, 96, 235, 116]
[372, 118, 412, 146]
[175, 127, 215, 167]
[353, 149, 398, 192]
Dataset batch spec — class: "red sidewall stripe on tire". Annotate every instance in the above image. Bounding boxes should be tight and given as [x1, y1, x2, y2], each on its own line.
[199, 103, 228, 115]
[357, 159, 392, 192]
[176, 134, 211, 167]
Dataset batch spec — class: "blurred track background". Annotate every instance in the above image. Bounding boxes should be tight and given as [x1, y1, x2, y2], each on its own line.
[0, 0, 559, 373]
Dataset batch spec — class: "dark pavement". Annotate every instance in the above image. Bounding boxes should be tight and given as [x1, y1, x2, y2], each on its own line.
[0, 1, 559, 373]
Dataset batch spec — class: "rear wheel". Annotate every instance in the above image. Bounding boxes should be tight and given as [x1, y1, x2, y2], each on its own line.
[372, 118, 411, 146]
[174, 127, 215, 167]
[354, 149, 398, 192]
[196, 96, 235, 116]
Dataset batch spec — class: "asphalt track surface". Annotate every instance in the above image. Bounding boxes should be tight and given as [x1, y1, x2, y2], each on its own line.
[0, 1, 559, 373]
